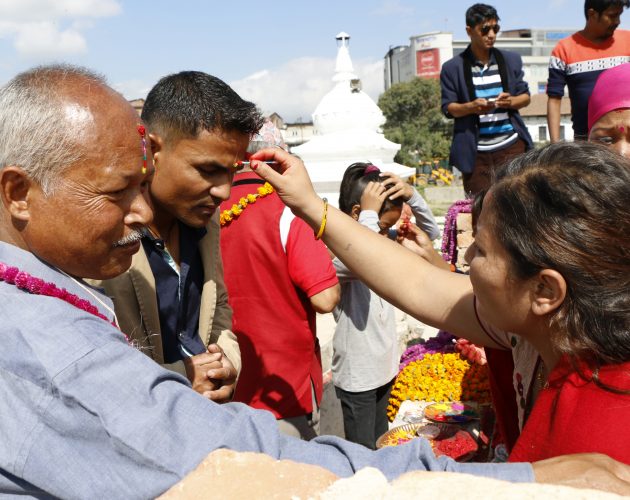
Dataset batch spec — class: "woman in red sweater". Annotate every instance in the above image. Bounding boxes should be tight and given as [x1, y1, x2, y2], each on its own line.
[249, 141, 630, 464]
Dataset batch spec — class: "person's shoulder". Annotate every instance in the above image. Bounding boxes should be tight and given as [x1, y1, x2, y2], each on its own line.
[614, 29, 630, 41]
[442, 55, 462, 71]
[1, 289, 124, 375]
[550, 33, 577, 57]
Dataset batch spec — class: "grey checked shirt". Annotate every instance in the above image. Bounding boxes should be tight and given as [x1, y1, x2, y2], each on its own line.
[0, 241, 533, 499]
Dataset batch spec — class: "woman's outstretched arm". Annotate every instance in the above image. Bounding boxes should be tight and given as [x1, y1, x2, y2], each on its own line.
[249, 148, 500, 347]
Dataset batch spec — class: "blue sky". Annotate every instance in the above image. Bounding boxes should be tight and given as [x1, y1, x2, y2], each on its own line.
[0, 0, 628, 121]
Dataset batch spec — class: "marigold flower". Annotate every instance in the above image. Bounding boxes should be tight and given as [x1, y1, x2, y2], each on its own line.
[219, 182, 274, 226]
[387, 352, 491, 422]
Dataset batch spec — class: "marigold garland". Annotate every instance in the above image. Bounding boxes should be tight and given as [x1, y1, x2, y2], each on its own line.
[387, 352, 491, 422]
[219, 182, 274, 226]
[399, 331, 456, 370]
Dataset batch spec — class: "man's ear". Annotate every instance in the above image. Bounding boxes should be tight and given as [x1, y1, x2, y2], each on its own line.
[531, 269, 566, 316]
[586, 8, 596, 22]
[0, 166, 33, 222]
[350, 204, 361, 221]
[149, 132, 163, 166]
[466, 25, 472, 37]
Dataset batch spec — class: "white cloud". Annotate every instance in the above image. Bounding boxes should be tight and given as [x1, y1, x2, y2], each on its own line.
[231, 57, 385, 123]
[0, 0, 121, 22]
[0, 0, 121, 57]
[10, 22, 87, 57]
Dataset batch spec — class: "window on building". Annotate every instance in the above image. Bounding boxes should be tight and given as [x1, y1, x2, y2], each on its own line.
[538, 125, 547, 142]
[559, 126, 566, 141]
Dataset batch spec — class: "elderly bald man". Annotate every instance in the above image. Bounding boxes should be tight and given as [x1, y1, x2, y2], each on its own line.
[1, 65, 630, 498]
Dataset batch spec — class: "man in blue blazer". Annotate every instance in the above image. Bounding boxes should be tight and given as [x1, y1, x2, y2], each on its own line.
[440, 3, 533, 195]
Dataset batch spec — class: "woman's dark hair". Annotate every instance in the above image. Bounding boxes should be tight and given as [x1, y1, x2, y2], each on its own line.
[141, 71, 264, 142]
[585, 0, 630, 19]
[338, 162, 403, 215]
[465, 3, 499, 27]
[471, 189, 487, 230]
[490, 142, 630, 382]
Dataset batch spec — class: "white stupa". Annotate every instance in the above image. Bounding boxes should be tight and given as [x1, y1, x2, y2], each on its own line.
[292, 32, 414, 206]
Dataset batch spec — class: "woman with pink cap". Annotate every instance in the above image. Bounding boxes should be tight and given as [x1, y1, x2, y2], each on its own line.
[589, 63, 630, 156]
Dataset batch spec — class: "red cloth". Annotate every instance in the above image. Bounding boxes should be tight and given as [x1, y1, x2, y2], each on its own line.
[509, 356, 630, 464]
[484, 347, 520, 452]
[220, 172, 338, 418]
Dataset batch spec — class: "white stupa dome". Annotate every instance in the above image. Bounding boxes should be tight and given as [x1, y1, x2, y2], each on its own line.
[311, 32, 385, 135]
[292, 32, 413, 206]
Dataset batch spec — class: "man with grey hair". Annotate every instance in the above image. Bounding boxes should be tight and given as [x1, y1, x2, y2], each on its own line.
[1, 64, 630, 498]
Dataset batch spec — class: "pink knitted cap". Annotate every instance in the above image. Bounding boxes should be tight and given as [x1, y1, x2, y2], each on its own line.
[588, 63, 630, 133]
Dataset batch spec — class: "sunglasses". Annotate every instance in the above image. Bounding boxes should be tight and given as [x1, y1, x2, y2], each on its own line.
[480, 24, 500, 35]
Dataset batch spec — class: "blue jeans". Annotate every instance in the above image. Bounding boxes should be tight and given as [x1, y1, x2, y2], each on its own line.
[335, 379, 394, 449]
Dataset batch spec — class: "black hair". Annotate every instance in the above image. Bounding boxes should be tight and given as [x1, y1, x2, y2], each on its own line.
[585, 0, 630, 18]
[338, 162, 403, 216]
[471, 189, 487, 230]
[490, 142, 630, 383]
[465, 3, 500, 27]
[141, 71, 264, 142]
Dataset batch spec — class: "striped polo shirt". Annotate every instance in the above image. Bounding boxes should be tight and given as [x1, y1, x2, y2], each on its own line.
[548, 30, 630, 137]
[472, 53, 518, 152]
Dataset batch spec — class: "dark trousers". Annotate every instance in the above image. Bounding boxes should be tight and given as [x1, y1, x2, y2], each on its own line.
[335, 379, 394, 449]
[463, 138, 527, 196]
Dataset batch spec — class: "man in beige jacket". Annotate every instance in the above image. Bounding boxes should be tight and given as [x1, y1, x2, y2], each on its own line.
[95, 71, 263, 402]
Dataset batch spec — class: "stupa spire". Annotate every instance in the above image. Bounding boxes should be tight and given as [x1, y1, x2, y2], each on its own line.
[333, 31, 358, 82]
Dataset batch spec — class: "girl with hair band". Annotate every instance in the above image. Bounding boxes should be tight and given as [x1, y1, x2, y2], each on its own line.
[332, 162, 439, 449]
[588, 62, 630, 157]
[248, 141, 630, 464]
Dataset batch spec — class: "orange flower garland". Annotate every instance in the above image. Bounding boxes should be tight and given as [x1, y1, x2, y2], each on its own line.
[387, 352, 491, 422]
[219, 182, 274, 226]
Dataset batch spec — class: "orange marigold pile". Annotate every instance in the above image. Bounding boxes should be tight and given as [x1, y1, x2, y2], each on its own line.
[387, 353, 491, 422]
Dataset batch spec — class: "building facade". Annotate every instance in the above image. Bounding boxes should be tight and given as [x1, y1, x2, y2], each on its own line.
[384, 28, 575, 145]
[384, 28, 575, 94]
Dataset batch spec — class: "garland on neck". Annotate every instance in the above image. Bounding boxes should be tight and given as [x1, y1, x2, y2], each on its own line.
[0, 262, 128, 342]
[441, 199, 473, 265]
[219, 182, 274, 226]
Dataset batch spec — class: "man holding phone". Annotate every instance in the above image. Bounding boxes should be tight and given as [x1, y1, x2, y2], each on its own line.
[440, 3, 533, 195]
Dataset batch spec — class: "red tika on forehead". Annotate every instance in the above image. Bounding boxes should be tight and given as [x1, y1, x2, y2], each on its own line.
[137, 124, 147, 174]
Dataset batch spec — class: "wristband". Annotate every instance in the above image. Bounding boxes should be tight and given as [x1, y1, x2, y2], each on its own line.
[315, 198, 328, 240]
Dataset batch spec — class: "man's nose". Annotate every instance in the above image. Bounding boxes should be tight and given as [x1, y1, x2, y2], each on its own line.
[210, 172, 233, 202]
[127, 190, 153, 226]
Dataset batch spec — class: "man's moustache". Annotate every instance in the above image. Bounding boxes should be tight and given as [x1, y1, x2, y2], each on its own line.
[113, 228, 145, 247]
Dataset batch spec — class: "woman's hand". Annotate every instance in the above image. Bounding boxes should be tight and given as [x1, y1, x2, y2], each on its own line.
[380, 172, 415, 202]
[455, 339, 487, 365]
[249, 148, 322, 223]
[397, 221, 451, 270]
[360, 181, 387, 213]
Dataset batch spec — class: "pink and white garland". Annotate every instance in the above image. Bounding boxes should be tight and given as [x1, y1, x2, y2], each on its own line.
[0, 262, 124, 337]
[441, 199, 472, 264]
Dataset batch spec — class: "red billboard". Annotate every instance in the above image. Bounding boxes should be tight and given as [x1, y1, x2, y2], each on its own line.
[416, 48, 440, 79]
